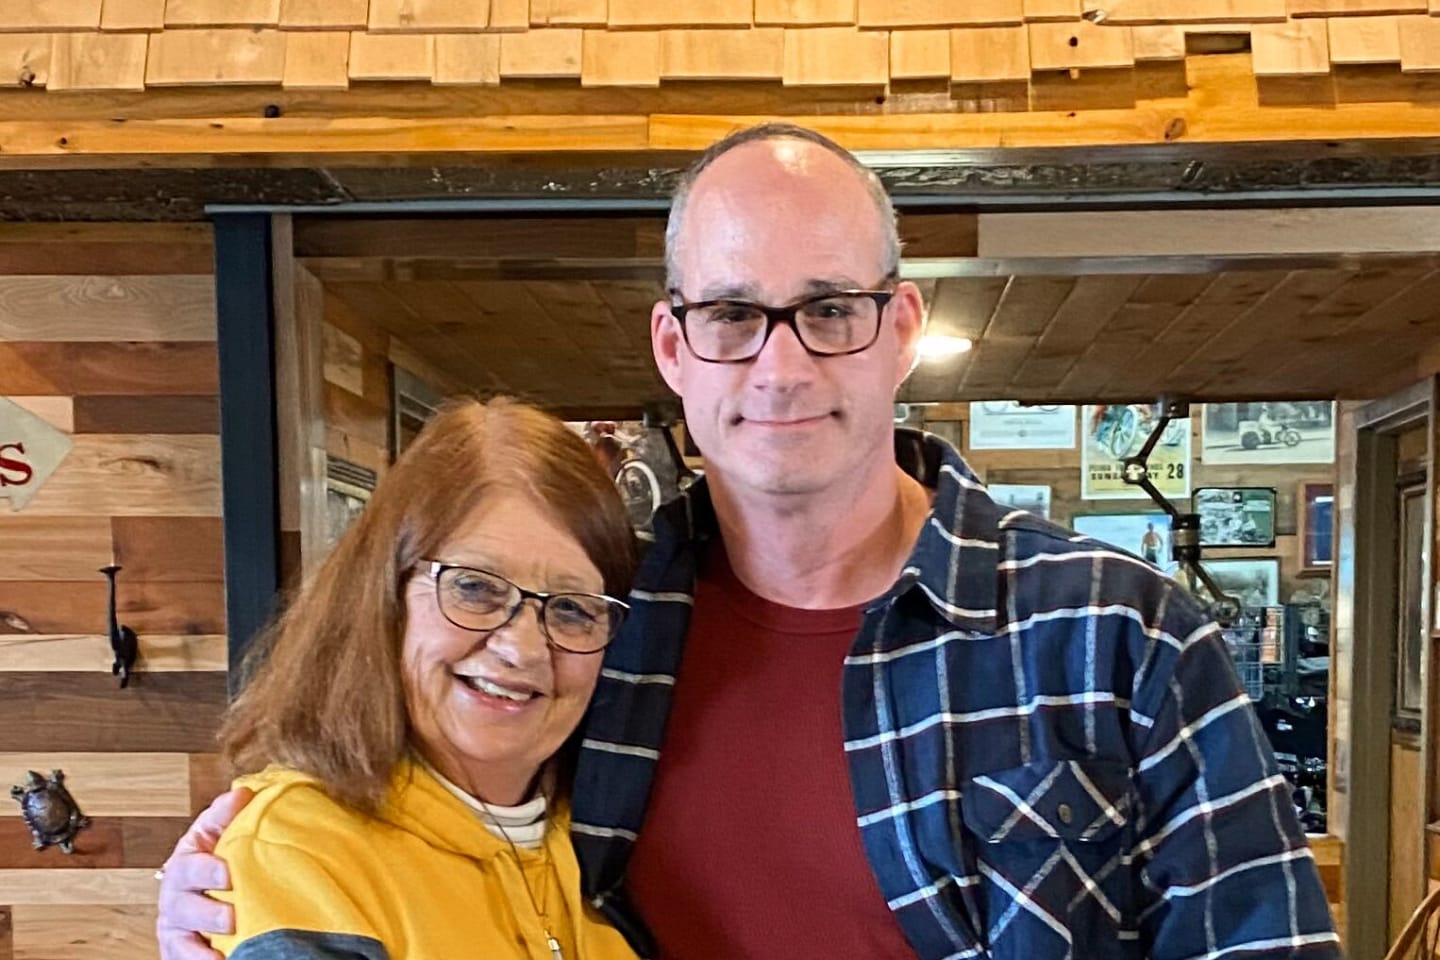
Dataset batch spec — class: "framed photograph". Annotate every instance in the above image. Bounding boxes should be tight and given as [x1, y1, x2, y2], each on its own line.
[1298, 482, 1334, 575]
[968, 402, 1077, 450]
[1396, 484, 1424, 727]
[1194, 487, 1277, 548]
[391, 365, 444, 459]
[325, 455, 377, 550]
[1081, 404, 1191, 500]
[1201, 402, 1335, 465]
[1073, 511, 1176, 573]
[989, 484, 1052, 519]
[1202, 558, 1281, 609]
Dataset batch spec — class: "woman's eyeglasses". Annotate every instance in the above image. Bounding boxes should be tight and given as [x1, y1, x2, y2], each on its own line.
[419, 561, 628, 655]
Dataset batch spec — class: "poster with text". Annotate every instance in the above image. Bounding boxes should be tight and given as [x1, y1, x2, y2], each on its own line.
[968, 402, 1077, 450]
[1081, 403, 1191, 501]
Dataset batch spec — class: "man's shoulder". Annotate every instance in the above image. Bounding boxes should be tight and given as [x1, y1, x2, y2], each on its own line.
[989, 507, 1210, 632]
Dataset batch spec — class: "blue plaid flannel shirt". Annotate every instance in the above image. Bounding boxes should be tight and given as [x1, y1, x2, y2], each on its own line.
[572, 430, 1341, 960]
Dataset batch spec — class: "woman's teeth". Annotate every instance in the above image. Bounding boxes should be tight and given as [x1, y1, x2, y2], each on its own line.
[462, 675, 535, 702]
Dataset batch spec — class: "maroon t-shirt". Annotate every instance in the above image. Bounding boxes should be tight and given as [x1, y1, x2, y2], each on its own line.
[626, 550, 915, 959]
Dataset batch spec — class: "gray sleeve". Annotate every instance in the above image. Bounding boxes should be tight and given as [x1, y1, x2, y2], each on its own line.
[228, 930, 390, 960]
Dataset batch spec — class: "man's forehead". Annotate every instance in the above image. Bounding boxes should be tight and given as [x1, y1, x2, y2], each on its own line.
[693, 275, 872, 302]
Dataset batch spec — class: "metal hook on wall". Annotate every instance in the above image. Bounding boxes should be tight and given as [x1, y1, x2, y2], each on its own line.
[99, 565, 139, 688]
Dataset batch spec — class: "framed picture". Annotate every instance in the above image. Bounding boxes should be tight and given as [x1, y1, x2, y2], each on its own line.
[1081, 404, 1191, 500]
[1202, 558, 1281, 609]
[325, 455, 377, 550]
[989, 484, 1052, 519]
[1073, 511, 1176, 573]
[1201, 402, 1335, 465]
[1396, 484, 1424, 727]
[391, 365, 444, 459]
[968, 402, 1077, 450]
[1194, 487, 1277, 548]
[1298, 482, 1334, 576]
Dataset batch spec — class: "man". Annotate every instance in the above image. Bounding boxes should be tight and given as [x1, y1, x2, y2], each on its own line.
[159, 124, 1339, 960]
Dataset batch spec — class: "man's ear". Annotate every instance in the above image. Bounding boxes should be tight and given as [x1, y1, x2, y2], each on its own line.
[652, 300, 686, 396]
[889, 280, 926, 387]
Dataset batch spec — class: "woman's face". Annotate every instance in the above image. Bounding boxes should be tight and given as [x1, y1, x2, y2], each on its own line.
[402, 489, 608, 804]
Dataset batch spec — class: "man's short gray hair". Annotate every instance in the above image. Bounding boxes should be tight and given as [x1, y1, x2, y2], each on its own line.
[664, 122, 902, 293]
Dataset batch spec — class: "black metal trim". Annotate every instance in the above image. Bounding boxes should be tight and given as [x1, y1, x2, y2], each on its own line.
[213, 214, 281, 693]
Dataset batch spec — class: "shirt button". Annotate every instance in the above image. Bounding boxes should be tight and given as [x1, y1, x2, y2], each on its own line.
[1057, 803, 1074, 825]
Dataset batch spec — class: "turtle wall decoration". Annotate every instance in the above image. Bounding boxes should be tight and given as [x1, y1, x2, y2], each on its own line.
[10, 769, 91, 854]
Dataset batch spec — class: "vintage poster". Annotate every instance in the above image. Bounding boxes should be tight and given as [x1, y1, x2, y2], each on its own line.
[1201, 402, 1335, 465]
[988, 483, 1052, 519]
[968, 402, 1077, 450]
[1081, 403, 1191, 501]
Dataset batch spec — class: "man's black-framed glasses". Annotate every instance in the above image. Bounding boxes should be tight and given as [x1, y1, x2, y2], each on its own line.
[669, 287, 895, 363]
[421, 561, 629, 655]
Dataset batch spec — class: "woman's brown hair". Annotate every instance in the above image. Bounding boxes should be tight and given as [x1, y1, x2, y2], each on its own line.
[220, 396, 640, 812]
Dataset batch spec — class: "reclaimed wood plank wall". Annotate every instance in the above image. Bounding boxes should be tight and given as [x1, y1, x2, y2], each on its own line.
[0, 224, 222, 959]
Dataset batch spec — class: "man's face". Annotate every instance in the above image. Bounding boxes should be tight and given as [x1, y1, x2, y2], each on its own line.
[651, 140, 923, 502]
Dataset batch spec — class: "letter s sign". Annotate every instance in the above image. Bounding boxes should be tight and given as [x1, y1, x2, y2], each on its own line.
[0, 442, 33, 487]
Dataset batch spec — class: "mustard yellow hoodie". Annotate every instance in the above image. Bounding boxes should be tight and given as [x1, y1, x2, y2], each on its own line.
[204, 759, 639, 960]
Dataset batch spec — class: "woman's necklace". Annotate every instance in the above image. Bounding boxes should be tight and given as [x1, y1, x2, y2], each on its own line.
[477, 795, 564, 960]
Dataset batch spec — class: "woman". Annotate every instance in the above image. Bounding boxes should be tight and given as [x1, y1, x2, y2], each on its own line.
[206, 397, 640, 960]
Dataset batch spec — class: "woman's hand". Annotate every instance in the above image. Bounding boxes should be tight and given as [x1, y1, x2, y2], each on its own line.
[156, 788, 254, 960]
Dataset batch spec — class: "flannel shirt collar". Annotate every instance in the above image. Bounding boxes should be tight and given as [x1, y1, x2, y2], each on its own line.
[650, 428, 1001, 634]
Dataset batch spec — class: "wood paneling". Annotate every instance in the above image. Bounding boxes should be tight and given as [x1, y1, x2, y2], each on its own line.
[186, 754, 230, 816]
[283, 30, 351, 89]
[433, 33, 500, 84]
[0, 820, 123, 869]
[755, 0, 858, 25]
[347, 30, 434, 79]
[163, 0, 281, 27]
[100, 0, 166, 31]
[368, 0, 491, 31]
[0, 580, 223, 634]
[0, 519, 112, 581]
[10, 904, 157, 959]
[782, 27, 889, 85]
[499, 27, 582, 78]
[662, 27, 785, 79]
[0, 2, 103, 32]
[118, 818, 190, 867]
[144, 28, 286, 84]
[0, 260, 223, 951]
[71, 396, 219, 435]
[0, 635, 227, 672]
[0, 870, 158, 905]
[279, 0, 369, 29]
[0, 228, 213, 278]
[0, 344, 217, 396]
[111, 518, 223, 582]
[533, 0, 609, 26]
[0, 35, 50, 88]
[0, 675, 225, 753]
[581, 28, 661, 85]
[14, 435, 221, 518]
[0, 755, 191, 818]
[858, 0, 1023, 25]
[608, 0, 752, 26]
[46, 32, 147, 91]
[0, 277, 214, 342]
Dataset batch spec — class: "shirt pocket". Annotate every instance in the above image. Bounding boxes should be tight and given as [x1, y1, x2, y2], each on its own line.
[963, 758, 1132, 846]
[960, 759, 1138, 960]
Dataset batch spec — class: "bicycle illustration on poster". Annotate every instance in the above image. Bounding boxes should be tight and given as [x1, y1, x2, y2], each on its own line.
[1080, 403, 1192, 500]
[574, 421, 691, 534]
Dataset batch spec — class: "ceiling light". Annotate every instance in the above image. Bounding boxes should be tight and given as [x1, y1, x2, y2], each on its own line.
[917, 335, 973, 362]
